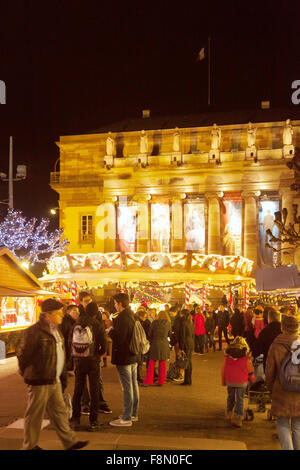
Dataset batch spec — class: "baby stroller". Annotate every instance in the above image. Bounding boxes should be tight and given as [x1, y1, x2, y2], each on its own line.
[244, 355, 272, 421]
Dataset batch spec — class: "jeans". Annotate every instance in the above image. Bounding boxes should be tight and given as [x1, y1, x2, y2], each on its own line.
[227, 386, 246, 417]
[72, 358, 100, 423]
[276, 416, 300, 450]
[116, 363, 139, 421]
[207, 333, 216, 350]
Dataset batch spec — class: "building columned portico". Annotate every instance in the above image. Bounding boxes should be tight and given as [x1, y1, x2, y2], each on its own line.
[42, 112, 300, 305]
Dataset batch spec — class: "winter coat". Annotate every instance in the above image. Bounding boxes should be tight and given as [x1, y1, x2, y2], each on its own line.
[205, 316, 216, 335]
[265, 332, 300, 417]
[179, 318, 195, 352]
[17, 313, 67, 386]
[148, 319, 172, 361]
[109, 307, 138, 365]
[230, 312, 245, 337]
[221, 355, 255, 387]
[194, 312, 205, 336]
[216, 309, 229, 328]
[252, 321, 281, 370]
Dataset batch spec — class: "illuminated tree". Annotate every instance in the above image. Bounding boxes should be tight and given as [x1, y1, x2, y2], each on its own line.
[0, 209, 69, 265]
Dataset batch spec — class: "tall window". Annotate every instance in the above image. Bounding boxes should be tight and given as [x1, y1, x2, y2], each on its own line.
[81, 214, 93, 242]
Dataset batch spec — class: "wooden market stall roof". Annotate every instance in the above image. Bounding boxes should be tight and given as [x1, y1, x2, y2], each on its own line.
[0, 246, 50, 295]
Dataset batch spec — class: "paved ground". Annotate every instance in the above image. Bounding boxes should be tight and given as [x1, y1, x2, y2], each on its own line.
[0, 350, 281, 451]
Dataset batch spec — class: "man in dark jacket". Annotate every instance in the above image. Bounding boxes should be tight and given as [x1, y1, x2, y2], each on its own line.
[70, 301, 107, 432]
[17, 298, 89, 450]
[109, 293, 139, 427]
[216, 305, 230, 351]
[252, 308, 281, 371]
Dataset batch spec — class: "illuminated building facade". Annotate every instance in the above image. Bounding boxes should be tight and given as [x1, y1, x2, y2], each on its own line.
[44, 110, 300, 304]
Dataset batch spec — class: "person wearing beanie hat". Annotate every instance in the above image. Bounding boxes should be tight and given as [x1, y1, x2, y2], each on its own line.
[17, 298, 89, 450]
[266, 313, 300, 450]
[221, 336, 256, 428]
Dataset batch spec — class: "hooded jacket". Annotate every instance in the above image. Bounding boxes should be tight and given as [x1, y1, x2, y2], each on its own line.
[265, 332, 300, 417]
[221, 341, 255, 387]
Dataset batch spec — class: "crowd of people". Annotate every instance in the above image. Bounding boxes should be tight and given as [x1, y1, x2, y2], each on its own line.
[16, 291, 300, 450]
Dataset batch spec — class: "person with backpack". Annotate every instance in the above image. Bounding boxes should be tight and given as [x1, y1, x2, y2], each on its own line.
[143, 311, 172, 386]
[77, 291, 112, 415]
[108, 293, 139, 427]
[265, 315, 300, 450]
[70, 301, 107, 432]
[221, 336, 256, 428]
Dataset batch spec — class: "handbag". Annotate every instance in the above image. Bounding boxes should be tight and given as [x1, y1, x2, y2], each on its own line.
[176, 351, 189, 369]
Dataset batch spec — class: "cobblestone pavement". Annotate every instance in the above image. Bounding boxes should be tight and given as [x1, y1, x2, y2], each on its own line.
[0, 349, 281, 450]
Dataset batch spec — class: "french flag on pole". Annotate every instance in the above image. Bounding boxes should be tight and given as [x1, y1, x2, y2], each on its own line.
[196, 46, 207, 62]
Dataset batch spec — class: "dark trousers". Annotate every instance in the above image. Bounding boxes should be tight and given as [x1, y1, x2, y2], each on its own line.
[73, 358, 100, 423]
[81, 368, 107, 408]
[218, 326, 230, 349]
[183, 349, 193, 385]
[195, 334, 205, 353]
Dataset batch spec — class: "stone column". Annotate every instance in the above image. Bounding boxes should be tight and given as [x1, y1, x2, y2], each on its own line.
[242, 191, 259, 265]
[135, 195, 150, 253]
[280, 188, 294, 264]
[171, 195, 184, 252]
[205, 193, 222, 254]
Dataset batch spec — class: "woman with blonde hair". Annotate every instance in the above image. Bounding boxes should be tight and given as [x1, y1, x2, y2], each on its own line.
[143, 310, 172, 386]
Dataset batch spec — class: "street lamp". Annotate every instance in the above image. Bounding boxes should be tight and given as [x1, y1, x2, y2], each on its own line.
[50, 207, 59, 215]
[0, 137, 27, 208]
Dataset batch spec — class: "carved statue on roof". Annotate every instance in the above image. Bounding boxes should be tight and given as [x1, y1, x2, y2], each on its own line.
[283, 119, 293, 146]
[211, 123, 221, 150]
[106, 132, 114, 156]
[247, 122, 257, 148]
[140, 130, 148, 154]
[173, 127, 180, 152]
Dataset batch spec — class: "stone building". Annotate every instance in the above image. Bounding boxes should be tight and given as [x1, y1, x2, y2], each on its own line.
[42, 109, 300, 305]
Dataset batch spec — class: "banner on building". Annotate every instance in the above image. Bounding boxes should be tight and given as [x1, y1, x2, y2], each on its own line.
[184, 201, 205, 252]
[258, 199, 279, 267]
[151, 202, 170, 252]
[117, 203, 137, 252]
[222, 196, 242, 256]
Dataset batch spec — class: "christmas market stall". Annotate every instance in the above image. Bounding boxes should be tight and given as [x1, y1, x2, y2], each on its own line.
[254, 265, 300, 314]
[39, 252, 255, 311]
[0, 247, 60, 354]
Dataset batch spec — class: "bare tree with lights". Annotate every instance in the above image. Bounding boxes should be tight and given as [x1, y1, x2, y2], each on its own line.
[0, 209, 69, 265]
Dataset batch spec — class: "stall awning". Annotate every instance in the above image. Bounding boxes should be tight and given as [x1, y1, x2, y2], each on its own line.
[0, 286, 61, 297]
[254, 265, 300, 291]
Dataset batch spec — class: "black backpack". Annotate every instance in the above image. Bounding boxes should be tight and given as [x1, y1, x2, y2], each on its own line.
[279, 344, 300, 392]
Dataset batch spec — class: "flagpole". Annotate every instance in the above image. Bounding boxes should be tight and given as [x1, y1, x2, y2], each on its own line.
[208, 36, 211, 106]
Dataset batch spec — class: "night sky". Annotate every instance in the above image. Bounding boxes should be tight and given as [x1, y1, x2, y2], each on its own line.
[0, 0, 299, 223]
